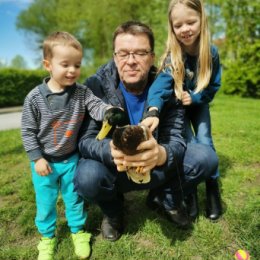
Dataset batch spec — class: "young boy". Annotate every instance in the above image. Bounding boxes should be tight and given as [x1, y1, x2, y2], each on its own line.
[21, 31, 112, 260]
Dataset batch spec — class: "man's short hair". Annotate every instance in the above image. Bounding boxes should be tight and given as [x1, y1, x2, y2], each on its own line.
[113, 21, 154, 52]
[43, 31, 82, 60]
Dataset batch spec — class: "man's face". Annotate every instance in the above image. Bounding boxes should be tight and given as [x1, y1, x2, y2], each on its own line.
[114, 33, 154, 93]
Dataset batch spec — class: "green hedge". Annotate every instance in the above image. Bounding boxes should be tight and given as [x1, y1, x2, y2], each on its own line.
[0, 67, 96, 108]
[4, 62, 257, 109]
[0, 68, 47, 108]
[221, 41, 260, 99]
[222, 63, 260, 98]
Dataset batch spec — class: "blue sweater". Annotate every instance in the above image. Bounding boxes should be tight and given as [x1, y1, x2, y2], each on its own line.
[148, 45, 221, 111]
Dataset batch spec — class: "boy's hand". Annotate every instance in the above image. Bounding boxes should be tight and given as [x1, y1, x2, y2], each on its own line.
[34, 158, 52, 176]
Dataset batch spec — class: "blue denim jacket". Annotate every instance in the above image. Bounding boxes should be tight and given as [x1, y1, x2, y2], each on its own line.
[147, 45, 221, 110]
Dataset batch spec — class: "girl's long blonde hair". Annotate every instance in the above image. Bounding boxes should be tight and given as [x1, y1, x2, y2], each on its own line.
[160, 0, 212, 100]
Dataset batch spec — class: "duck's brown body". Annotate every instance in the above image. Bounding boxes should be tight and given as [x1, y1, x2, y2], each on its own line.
[112, 125, 148, 155]
[112, 125, 151, 184]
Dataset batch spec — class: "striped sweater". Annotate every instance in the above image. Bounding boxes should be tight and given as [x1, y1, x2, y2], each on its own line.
[21, 79, 109, 161]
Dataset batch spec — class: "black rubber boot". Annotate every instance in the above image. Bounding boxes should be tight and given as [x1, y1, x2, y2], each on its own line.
[185, 190, 199, 221]
[205, 179, 222, 220]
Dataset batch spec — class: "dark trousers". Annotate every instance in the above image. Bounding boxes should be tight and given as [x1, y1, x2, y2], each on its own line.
[74, 143, 218, 217]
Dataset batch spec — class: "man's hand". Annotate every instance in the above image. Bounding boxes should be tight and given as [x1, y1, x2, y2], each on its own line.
[110, 141, 127, 172]
[110, 129, 167, 173]
[34, 158, 52, 176]
[181, 91, 192, 105]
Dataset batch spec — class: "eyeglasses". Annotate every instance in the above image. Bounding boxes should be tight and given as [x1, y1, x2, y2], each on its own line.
[114, 50, 153, 61]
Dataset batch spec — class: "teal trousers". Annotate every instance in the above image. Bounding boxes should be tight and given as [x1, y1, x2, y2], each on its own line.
[31, 154, 86, 237]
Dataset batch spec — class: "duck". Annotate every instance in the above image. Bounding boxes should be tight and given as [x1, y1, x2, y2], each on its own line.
[96, 107, 151, 184]
[112, 124, 151, 184]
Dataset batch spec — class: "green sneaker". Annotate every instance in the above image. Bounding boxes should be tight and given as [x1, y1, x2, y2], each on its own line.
[71, 231, 91, 259]
[37, 237, 56, 260]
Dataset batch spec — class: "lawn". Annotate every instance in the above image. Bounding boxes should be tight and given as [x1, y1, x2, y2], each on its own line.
[0, 94, 259, 260]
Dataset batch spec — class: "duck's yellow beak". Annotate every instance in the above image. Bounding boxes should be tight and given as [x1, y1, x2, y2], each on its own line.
[96, 120, 113, 140]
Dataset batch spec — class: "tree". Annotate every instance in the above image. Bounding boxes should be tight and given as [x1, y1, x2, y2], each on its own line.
[16, 0, 168, 65]
[203, 0, 260, 97]
[219, 0, 260, 98]
[10, 55, 28, 69]
[0, 59, 8, 68]
[16, 0, 259, 97]
[205, 0, 225, 41]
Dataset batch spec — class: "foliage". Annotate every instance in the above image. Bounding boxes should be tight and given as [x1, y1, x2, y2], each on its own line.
[0, 67, 99, 108]
[16, 0, 168, 66]
[0, 68, 47, 107]
[213, 0, 260, 98]
[0, 95, 259, 259]
[220, 0, 259, 57]
[16, 0, 259, 97]
[10, 55, 28, 69]
[205, 0, 225, 41]
[222, 41, 260, 98]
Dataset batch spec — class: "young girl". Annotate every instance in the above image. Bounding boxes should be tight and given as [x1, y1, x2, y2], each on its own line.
[143, 0, 222, 220]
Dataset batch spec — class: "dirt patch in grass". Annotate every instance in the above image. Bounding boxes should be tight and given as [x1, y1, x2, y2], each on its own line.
[244, 172, 260, 189]
[135, 236, 155, 249]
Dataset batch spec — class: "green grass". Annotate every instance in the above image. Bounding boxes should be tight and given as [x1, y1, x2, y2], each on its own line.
[0, 94, 259, 260]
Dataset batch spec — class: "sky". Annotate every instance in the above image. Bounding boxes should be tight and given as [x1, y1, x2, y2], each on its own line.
[0, 0, 38, 68]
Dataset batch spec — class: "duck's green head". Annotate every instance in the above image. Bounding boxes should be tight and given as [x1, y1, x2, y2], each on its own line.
[96, 107, 128, 140]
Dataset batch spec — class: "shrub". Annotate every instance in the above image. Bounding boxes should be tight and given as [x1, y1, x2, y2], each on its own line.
[222, 41, 260, 98]
[0, 68, 47, 107]
[0, 67, 94, 108]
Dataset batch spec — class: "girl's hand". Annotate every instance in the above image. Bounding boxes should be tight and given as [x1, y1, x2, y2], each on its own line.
[34, 158, 52, 176]
[141, 107, 159, 132]
[182, 91, 192, 105]
[140, 117, 159, 132]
